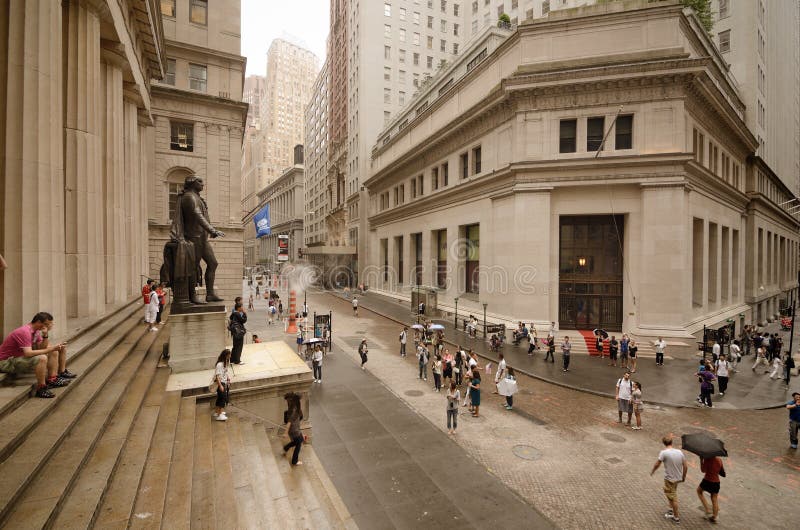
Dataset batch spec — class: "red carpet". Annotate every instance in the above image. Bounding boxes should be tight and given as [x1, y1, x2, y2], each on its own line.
[578, 330, 606, 356]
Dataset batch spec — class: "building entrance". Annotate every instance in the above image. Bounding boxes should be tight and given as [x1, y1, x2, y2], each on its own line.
[558, 215, 624, 331]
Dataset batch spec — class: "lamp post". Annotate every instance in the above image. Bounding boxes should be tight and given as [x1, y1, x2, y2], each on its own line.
[483, 302, 488, 339]
[454, 297, 459, 330]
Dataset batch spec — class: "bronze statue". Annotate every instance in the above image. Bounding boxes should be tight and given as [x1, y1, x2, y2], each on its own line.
[161, 175, 225, 307]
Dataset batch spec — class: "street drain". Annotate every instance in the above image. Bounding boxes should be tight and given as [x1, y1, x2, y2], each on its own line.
[600, 432, 627, 443]
[404, 390, 424, 397]
[605, 457, 623, 464]
[512, 445, 542, 461]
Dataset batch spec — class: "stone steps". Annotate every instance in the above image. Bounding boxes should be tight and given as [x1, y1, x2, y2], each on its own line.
[0, 312, 160, 526]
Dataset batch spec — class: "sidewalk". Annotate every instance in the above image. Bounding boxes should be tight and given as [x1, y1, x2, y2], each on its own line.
[332, 290, 795, 410]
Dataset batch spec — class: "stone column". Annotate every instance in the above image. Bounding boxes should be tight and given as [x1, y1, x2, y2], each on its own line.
[63, 0, 103, 318]
[0, 0, 65, 334]
[123, 99, 139, 296]
[206, 124, 221, 221]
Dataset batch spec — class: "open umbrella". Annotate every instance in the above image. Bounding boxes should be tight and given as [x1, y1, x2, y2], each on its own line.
[429, 324, 445, 330]
[593, 328, 608, 339]
[681, 432, 728, 459]
[411, 324, 425, 330]
[302, 337, 324, 345]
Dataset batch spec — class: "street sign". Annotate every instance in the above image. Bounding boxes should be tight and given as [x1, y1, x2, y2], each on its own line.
[277, 234, 289, 262]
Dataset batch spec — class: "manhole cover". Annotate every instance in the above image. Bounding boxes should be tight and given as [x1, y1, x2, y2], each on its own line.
[600, 432, 627, 443]
[512, 445, 542, 461]
[605, 457, 623, 464]
[493, 427, 516, 439]
[404, 390, 424, 397]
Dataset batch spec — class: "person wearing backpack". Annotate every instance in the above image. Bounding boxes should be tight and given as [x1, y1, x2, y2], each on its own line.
[715, 354, 732, 395]
[229, 302, 247, 365]
[615, 371, 634, 426]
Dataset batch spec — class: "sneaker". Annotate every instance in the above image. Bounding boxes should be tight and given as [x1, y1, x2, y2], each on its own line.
[35, 386, 55, 398]
[212, 412, 219, 418]
[215, 413, 227, 421]
[47, 377, 70, 388]
[719, 392, 724, 396]
[59, 369, 77, 379]
[664, 511, 674, 518]
[505, 406, 513, 410]
[790, 444, 797, 449]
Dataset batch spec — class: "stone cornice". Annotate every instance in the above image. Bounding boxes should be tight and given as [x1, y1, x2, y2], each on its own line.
[165, 38, 247, 65]
[745, 194, 800, 230]
[684, 161, 749, 211]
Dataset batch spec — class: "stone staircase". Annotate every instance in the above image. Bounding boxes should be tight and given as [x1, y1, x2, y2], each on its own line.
[0, 301, 354, 529]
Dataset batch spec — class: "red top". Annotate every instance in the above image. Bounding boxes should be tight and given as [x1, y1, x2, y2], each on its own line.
[142, 284, 151, 304]
[701, 457, 723, 483]
[156, 287, 165, 305]
[0, 323, 34, 360]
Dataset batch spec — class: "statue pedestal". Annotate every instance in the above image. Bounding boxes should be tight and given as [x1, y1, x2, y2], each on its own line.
[169, 303, 227, 372]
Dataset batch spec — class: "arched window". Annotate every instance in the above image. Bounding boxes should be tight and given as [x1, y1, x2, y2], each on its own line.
[164, 167, 194, 221]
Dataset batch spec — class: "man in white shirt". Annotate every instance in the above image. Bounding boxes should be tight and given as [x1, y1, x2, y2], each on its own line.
[352, 296, 359, 317]
[711, 340, 721, 362]
[494, 353, 506, 394]
[615, 371, 634, 425]
[655, 337, 666, 366]
[650, 436, 687, 523]
[399, 327, 408, 357]
[729, 341, 741, 372]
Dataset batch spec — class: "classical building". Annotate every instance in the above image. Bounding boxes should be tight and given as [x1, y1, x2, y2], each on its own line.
[243, 147, 305, 272]
[0, 0, 165, 334]
[148, 0, 248, 302]
[363, 1, 799, 340]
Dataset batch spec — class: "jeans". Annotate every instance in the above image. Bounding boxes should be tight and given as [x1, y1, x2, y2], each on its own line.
[506, 395, 513, 408]
[717, 375, 728, 394]
[656, 351, 664, 364]
[563, 354, 570, 370]
[790, 420, 799, 446]
[447, 408, 458, 430]
[283, 434, 304, 465]
[433, 373, 441, 390]
[231, 336, 244, 364]
[545, 349, 554, 362]
[700, 387, 713, 407]
[419, 363, 427, 380]
[313, 362, 322, 381]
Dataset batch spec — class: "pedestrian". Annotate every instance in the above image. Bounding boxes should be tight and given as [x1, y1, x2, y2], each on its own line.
[545, 336, 555, 363]
[442, 348, 453, 387]
[282, 393, 305, 466]
[729, 340, 741, 372]
[561, 336, 571, 372]
[155, 283, 166, 324]
[609, 335, 618, 366]
[252, 334, 261, 344]
[446, 381, 460, 435]
[268, 303, 277, 325]
[463, 355, 475, 408]
[399, 326, 408, 357]
[631, 381, 643, 430]
[417, 343, 429, 381]
[358, 338, 368, 370]
[454, 346, 464, 386]
[500, 367, 517, 410]
[212, 349, 231, 421]
[312, 344, 323, 383]
[494, 352, 506, 393]
[432, 353, 443, 392]
[696, 456, 724, 523]
[715, 354, 731, 395]
[255, 284, 260, 297]
[296, 327, 304, 354]
[146, 286, 160, 332]
[248, 293, 254, 310]
[596, 335, 604, 358]
[711, 340, 721, 362]
[786, 392, 800, 449]
[469, 369, 481, 417]
[696, 366, 715, 408]
[619, 334, 629, 369]
[769, 354, 784, 380]
[629, 339, 638, 372]
[785, 352, 794, 386]
[352, 296, 359, 317]
[229, 302, 247, 365]
[650, 435, 687, 524]
[278, 301, 284, 318]
[752, 346, 769, 372]
[528, 334, 537, 356]
[616, 371, 634, 426]
[742, 327, 752, 356]
[655, 337, 666, 366]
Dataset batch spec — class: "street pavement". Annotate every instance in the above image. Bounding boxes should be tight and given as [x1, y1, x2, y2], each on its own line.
[334, 290, 796, 410]
[242, 284, 800, 529]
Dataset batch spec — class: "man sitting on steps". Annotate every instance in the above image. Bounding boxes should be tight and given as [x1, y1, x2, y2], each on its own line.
[0, 312, 75, 398]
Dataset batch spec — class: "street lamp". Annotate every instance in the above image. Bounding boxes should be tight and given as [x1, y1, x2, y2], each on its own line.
[482, 302, 488, 338]
[454, 297, 459, 330]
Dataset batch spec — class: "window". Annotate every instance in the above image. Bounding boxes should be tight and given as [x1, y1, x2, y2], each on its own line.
[164, 58, 176, 85]
[719, 30, 730, 53]
[385, 24, 392, 38]
[400, 184, 405, 204]
[385, 3, 391, 16]
[511, 0, 518, 8]
[542, 0, 550, 15]
[559, 119, 577, 153]
[472, 20, 478, 34]
[190, 0, 207, 25]
[170, 121, 194, 152]
[399, 28, 406, 42]
[453, 43, 458, 54]
[442, 162, 449, 186]
[418, 174, 424, 196]
[432, 167, 439, 190]
[441, 0, 447, 13]
[454, 3, 459, 16]
[472, 1, 478, 14]
[472, 146, 481, 174]
[411, 177, 417, 198]
[399, 7, 406, 20]
[427, 35, 433, 49]
[385, 45, 391, 59]
[460, 152, 469, 178]
[399, 49, 406, 63]
[188, 63, 207, 91]
[465, 224, 480, 294]
[719, 0, 729, 18]
[413, 52, 420, 65]
[413, 11, 420, 24]
[692, 128, 705, 164]
[413, 33, 420, 45]
[587, 117, 605, 152]
[413, 73, 420, 86]
[161, 0, 175, 17]
[615, 115, 633, 150]
[428, 15, 434, 29]
[399, 91, 405, 106]
[441, 20, 447, 32]
[384, 67, 391, 82]
[453, 23, 459, 36]
[168, 181, 183, 219]
[427, 56, 433, 68]
[384, 88, 391, 103]
[399, 70, 406, 84]
[436, 230, 447, 288]
[440, 39, 446, 52]
[384, 111, 391, 125]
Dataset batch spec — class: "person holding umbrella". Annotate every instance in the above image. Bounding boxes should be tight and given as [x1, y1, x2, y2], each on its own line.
[650, 435, 687, 524]
[680, 432, 728, 523]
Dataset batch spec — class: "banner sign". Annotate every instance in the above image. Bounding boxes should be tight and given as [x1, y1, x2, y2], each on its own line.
[277, 234, 289, 262]
[254, 205, 271, 238]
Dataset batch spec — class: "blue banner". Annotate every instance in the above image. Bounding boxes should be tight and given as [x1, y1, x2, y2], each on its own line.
[254, 204, 271, 238]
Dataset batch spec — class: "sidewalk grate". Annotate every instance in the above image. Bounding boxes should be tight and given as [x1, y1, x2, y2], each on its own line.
[512, 445, 542, 461]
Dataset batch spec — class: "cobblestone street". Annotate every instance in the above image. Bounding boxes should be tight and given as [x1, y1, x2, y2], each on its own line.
[245, 287, 800, 529]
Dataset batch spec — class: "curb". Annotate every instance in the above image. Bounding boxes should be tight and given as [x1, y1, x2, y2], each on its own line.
[323, 291, 790, 411]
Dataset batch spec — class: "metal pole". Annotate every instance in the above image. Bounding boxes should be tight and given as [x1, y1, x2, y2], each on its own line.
[329, 311, 333, 352]
[788, 302, 796, 364]
[454, 298, 458, 330]
[483, 303, 488, 339]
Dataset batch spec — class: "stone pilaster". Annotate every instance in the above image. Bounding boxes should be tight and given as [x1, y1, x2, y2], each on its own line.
[123, 99, 140, 297]
[0, 1, 66, 334]
[63, 0, 103, 318]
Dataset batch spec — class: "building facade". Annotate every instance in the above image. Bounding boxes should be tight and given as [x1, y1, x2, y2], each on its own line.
[148, 0, 248, 303]
[363, 1, 799, 341]
[0, 0, 165, 334]
[243, 74, 266, 129]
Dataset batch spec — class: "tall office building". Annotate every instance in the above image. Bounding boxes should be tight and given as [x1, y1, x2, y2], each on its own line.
[243, 75, 266, 129]
[711, 0, 800, 194]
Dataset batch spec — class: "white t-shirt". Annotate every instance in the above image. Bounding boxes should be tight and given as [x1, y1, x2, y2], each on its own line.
[352, 299, 358, 308]
[495, 359, 507, 382]
[712, 343, 721, 356]
[312, 349, 323, 363]
[655, 340, 666, 354]
[148, 291, 160, 310]
[400, 330, 407, 344]
[215, 361, 229, 385]
[658, 448, 685, 482]
[715, 360, 730, 377]
[617, 377, 633, 400]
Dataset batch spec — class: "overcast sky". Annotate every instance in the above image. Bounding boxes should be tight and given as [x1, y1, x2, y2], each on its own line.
[241, 0, 330, 77]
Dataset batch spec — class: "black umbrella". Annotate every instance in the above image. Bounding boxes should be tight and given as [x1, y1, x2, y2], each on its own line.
[593, 328, 608, 339]
[681, 432, 728, 459]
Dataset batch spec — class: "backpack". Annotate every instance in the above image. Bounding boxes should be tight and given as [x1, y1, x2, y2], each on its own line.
[617, 378, 633, 394]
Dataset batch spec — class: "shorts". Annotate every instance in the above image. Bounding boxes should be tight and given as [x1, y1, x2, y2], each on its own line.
[633, 402, 643, 414]
[617, 398, 632, 413]
[296, 337, 303, 345]
[0, 355, 41, 374]
[352, 306, 358, 312]
[699, 479, 720, 495]
[145, 307, 157, 323]
[610, 350, 618, 360]
[663, 480, 679, 500]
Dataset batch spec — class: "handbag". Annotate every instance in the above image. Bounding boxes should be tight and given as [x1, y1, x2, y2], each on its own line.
[208, 375, 217, 393]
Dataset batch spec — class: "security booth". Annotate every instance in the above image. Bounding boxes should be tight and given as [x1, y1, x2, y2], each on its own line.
[411, 286, 438, 319]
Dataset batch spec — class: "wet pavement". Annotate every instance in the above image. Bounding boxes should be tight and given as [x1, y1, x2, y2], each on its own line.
[335, 290, 796, 410]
